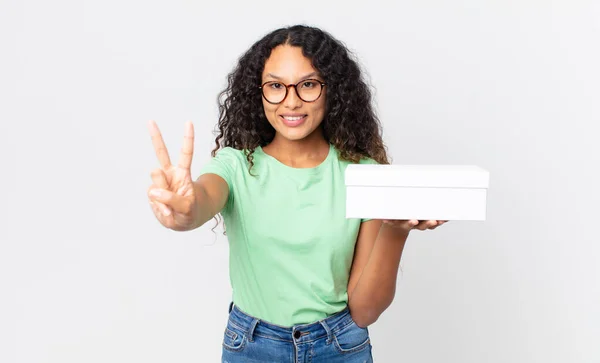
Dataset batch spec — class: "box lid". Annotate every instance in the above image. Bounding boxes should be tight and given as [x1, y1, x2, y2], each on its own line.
[345, 164, 490, 188]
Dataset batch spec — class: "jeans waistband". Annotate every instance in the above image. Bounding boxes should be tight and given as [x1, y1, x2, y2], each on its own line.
[227, 302, 357, 344]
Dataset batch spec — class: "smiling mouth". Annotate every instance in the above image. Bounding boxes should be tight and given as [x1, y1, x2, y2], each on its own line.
[280, 114, 307, 127]
[281, 115, 306, 121]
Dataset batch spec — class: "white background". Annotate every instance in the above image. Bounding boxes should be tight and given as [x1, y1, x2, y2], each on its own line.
[1, 0, 599, 362]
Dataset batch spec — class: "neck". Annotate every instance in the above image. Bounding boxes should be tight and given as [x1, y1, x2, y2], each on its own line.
[263, 127, 330, 168]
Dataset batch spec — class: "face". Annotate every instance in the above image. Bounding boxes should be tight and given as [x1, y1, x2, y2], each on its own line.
[261, 45, 327, 142]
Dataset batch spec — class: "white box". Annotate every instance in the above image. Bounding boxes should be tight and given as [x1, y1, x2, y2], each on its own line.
[345, 165, 490, 221]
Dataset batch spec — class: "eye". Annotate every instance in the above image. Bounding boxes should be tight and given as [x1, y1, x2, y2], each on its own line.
[268, 82, 284, 90]
[301, 80, 316, 88]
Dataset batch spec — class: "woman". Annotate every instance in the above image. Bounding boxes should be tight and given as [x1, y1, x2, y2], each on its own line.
[147, 25, 446, 363]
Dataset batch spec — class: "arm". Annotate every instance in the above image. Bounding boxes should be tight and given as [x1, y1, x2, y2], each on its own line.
[147, 121, 233, 232]
[347, 220, 410, 328]
[190, 173, 230, 229]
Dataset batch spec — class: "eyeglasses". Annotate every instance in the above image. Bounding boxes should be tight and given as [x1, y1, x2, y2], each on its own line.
[259, 79, 326, 104]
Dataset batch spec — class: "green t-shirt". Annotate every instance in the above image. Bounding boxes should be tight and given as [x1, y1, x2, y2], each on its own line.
[200, 143, 376, 326]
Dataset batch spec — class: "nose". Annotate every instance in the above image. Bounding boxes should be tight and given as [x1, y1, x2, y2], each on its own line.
[282, 85, 302, 109]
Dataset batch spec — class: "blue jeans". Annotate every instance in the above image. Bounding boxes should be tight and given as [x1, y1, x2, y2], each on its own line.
[222, 302, 373, 363]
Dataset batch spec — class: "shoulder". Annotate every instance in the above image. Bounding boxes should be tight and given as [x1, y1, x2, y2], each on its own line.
[358, 156, 379, 165]
[331, 145, 380, 166]
[336, 154, 379, 166]
[212, 146, 247, 158]
[210, 147, 252, 166]
[200, 147, 251, 179]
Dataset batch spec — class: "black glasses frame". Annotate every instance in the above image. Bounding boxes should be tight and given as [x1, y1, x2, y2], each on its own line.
[259, 79, 326, 104]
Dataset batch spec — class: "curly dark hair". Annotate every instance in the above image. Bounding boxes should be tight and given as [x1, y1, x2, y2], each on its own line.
[212, 24, 390, 167]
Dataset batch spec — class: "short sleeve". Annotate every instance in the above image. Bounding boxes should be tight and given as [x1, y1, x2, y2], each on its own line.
[358, 156, 379, 223]
[199, 147, 240, 212]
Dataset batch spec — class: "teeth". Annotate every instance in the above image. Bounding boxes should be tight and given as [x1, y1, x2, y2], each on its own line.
[283, 116, 304, 121]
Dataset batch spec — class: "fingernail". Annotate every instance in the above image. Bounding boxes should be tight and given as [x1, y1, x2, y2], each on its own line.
[163, 208, 171, 216]
[150, 189, 161, 197]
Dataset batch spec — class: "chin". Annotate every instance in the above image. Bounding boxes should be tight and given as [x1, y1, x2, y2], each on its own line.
[278, 129, 311, 141]
[276, 124, 318, 141]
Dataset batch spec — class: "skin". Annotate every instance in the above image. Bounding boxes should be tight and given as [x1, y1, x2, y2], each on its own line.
[260, 45, 330, 167]
[147, 44, 447, 327]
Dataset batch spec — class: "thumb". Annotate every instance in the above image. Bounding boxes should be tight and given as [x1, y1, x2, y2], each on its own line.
[383, 219, 419, 230]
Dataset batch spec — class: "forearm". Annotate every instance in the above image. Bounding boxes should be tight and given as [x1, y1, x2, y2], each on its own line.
[348, 224, 410, 327]
[189, 180, 220, 230]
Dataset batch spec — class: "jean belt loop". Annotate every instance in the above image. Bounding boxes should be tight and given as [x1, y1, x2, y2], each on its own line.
[247, 318, 260, 343]
[318, 319, 333, 345]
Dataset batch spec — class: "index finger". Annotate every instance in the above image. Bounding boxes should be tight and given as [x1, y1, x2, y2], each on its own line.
[177, 121, 194, 170]
[148, 120, 172, 169]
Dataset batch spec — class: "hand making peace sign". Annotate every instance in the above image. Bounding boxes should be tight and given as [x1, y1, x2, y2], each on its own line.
[147, 121, 201, 231]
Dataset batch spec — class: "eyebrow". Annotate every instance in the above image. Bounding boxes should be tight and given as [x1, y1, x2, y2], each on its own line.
[265, 72, 320, 81]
